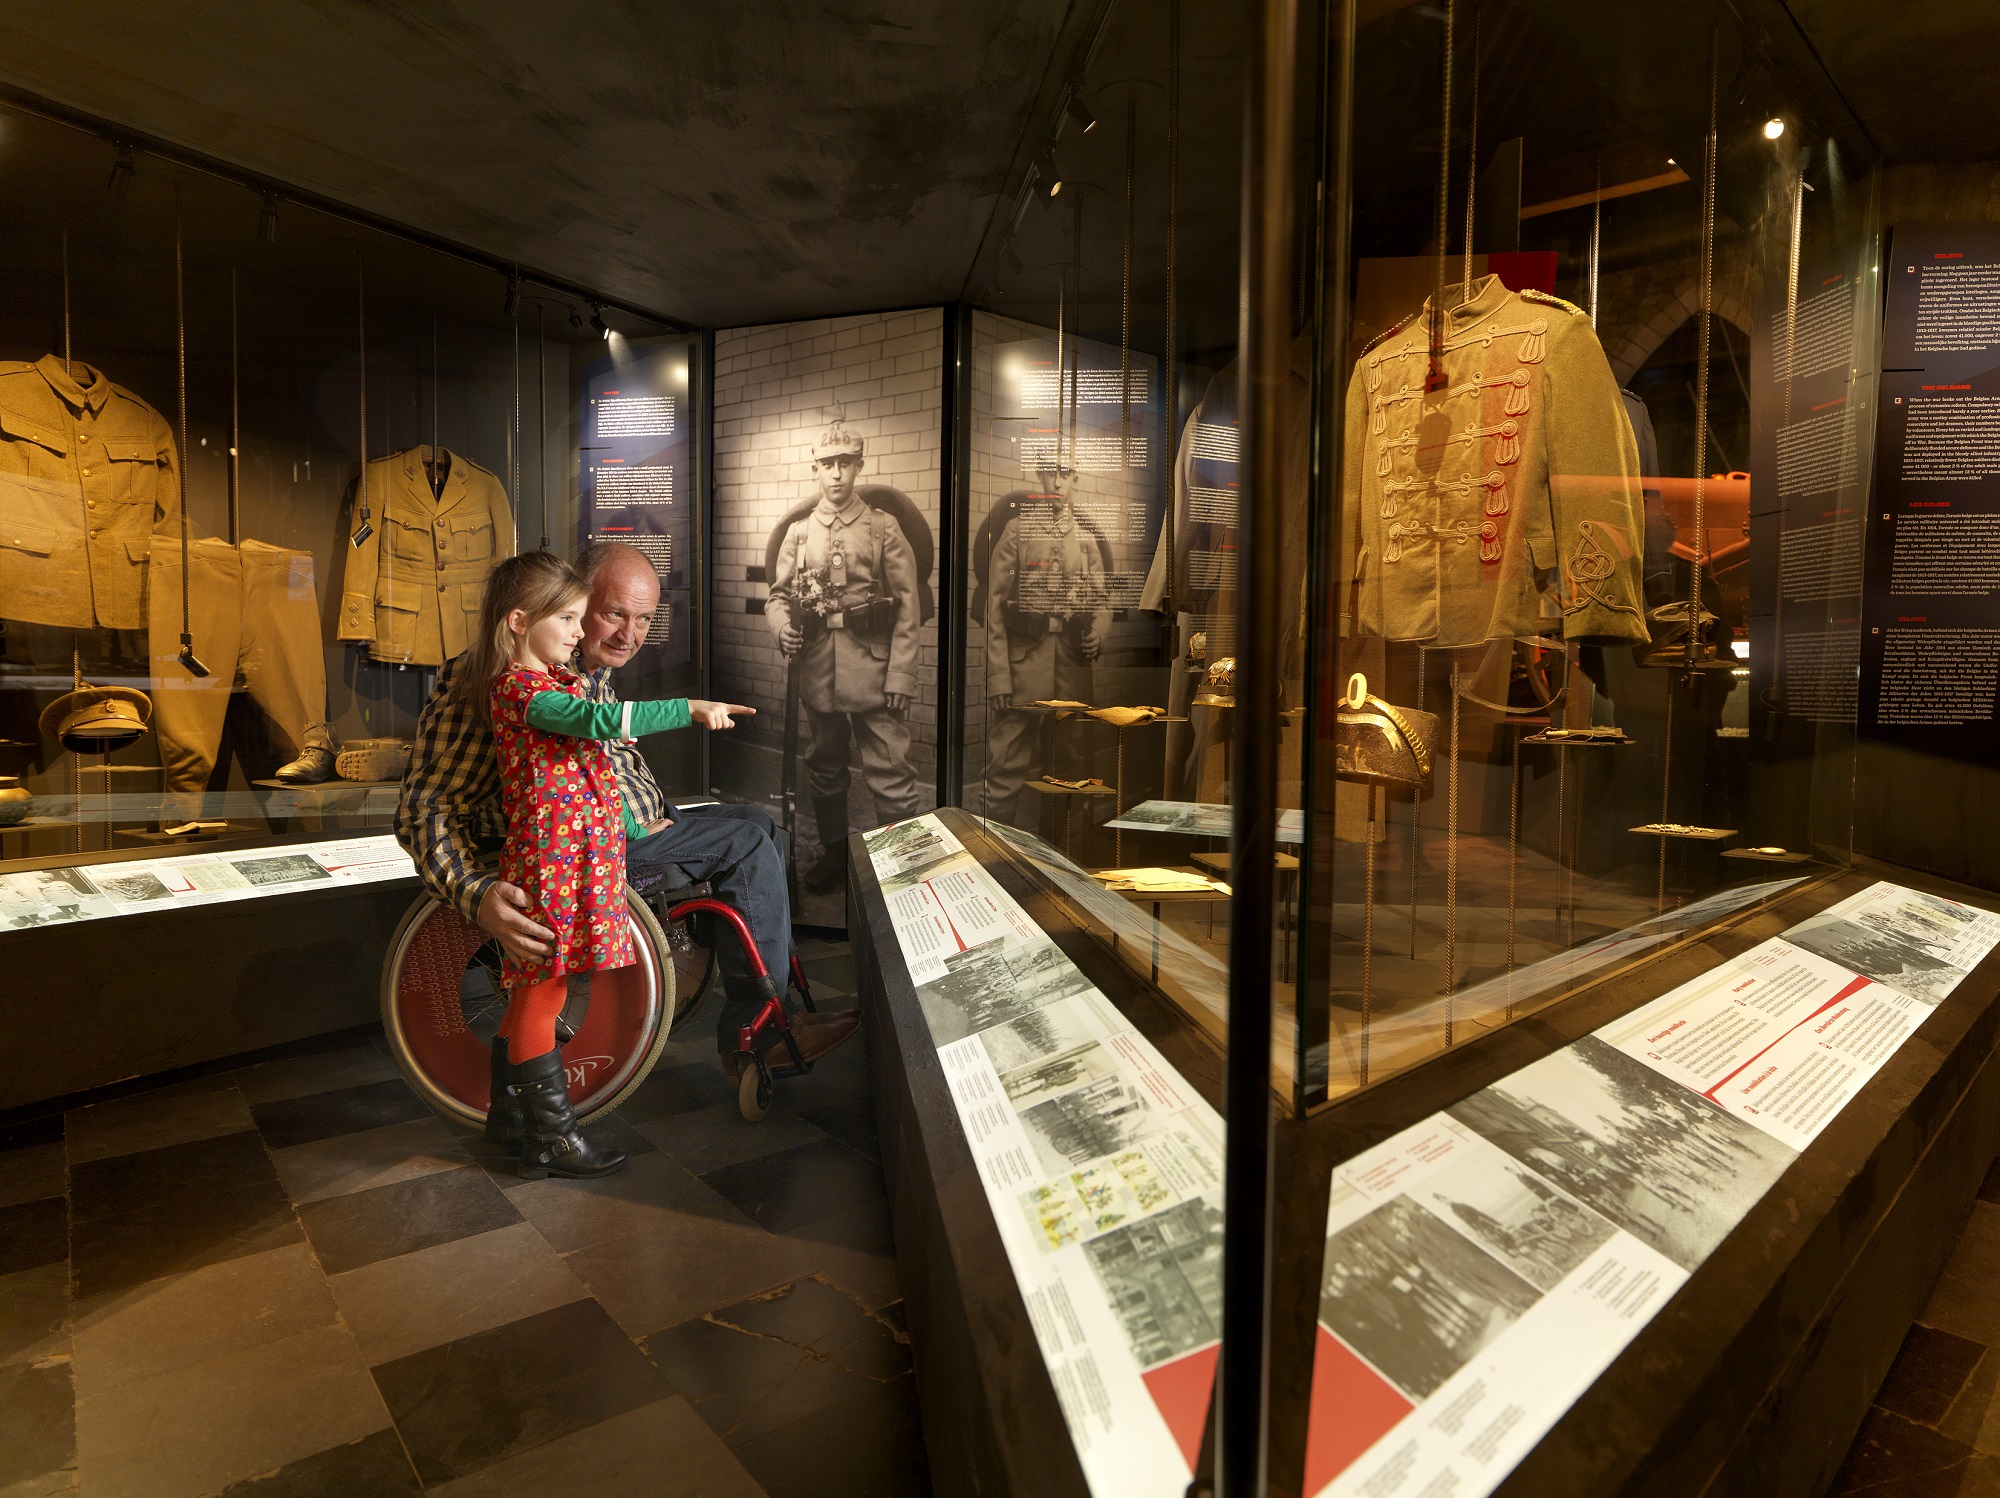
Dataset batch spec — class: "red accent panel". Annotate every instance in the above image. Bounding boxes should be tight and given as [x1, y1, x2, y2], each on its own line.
[1487, 250, 1559, 294]
[1141, 1342, 1219, 1474]
[1303, 1326, 1415, 1496]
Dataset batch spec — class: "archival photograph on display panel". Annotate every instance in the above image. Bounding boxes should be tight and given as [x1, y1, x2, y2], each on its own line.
[1016, 1073, 1157, 1179]
[999, 1040, 1122, 1107]
[979, 999, 1100, 1075]
[1784, 885, 1995, 1006]
[1414, 1149, 1617, 1294]
[1081, 1197, 1225, 1371]
[1318, 1194, 1543, 1403]
[228, 854, 333, 887]
[0, 867, 114, 928]
[709, 311, 944, 930]
[93, 870, 175, 903]
[917, 940, 1093, 1046]
[1448, 1036, 1798, 1274]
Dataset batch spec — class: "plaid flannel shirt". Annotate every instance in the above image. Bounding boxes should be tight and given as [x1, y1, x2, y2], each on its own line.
[395, 655, 672, 922]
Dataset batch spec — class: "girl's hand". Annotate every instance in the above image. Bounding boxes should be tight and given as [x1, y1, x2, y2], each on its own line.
[688, 699, 755, 731]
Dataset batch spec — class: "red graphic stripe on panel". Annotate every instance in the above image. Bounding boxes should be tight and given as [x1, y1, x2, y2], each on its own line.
[1303, 1326, 1416, 1497]
[1141, 1342, 1219, 1475]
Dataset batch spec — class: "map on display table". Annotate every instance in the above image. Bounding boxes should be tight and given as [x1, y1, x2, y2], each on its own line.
[0, 835, 414, 932]
[1302, 879, 2000, 1498]
[861, 814, 1223, 1497]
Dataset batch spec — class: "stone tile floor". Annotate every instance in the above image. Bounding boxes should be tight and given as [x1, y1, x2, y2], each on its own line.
[0, 936, 932, 1497]
[1829, 1159, 2000, 1496]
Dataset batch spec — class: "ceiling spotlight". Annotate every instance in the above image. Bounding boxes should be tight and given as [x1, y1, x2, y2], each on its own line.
[258, 193, 280, 245]
[589, 303, 610, 339]
[1039, 151, 1063, 197]
[1066, 91, 1097, 135]
[569, 305, 584, 331]
[1763, 117, 1786, 140]
[503, 272, 519, 317]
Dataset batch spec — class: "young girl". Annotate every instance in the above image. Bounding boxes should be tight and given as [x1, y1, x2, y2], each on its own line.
[459, 551, 744, 1178]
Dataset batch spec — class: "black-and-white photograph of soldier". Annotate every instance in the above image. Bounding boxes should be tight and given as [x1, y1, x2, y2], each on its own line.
[977, 462, 1113, 826]
[766, 418, 929, 895]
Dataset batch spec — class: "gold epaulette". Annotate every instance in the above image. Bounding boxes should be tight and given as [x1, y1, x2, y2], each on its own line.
[1519, 288, 1585, 316]
[1357, 313, 1416, 360]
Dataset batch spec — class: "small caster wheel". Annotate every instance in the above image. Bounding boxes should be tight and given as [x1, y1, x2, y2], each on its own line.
[738, 1060, 772, 1122]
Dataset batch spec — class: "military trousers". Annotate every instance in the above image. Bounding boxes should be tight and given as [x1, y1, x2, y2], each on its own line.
[985, 639, 1093, 826]
[801, 705, 924, 828]
[148, 537, 325, 822]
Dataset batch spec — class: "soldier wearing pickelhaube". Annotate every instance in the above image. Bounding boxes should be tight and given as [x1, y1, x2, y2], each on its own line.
[980, 461, 1109, 825]
[768, 417, 923, 893]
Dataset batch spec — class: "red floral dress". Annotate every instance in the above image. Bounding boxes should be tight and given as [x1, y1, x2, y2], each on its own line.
[490, 664, 635, 987]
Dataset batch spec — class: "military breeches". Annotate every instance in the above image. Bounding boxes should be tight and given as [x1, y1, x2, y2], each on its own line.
[149, 538, 325, 820]
[801, 706, 923, 824]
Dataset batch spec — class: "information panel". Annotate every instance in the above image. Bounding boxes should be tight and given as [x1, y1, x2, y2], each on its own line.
[1861, 224, 2000, 762]
[576, 337, 696, 670]
[1303, 879, 2000, 1497]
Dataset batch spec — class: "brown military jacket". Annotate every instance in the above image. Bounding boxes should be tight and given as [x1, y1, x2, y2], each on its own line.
[767, 493, 920, 713]
[338, 445, 516, 665]
[985, 499, 1110, 701]
[1341, 275, 1647, 647]
[0, 356, 178, 630]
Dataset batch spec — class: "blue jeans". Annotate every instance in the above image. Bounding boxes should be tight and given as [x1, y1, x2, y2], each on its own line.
[624, 803, 791, 1045]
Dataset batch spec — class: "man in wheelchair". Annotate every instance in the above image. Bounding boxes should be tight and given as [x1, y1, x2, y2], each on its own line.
[395, 541, 861, 1103]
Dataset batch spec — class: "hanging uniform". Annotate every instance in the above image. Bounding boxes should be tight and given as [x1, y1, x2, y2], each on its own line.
[1341, 275, 1648, 647]
[0, 356, 178, 630]
[337, 445, 516, 665]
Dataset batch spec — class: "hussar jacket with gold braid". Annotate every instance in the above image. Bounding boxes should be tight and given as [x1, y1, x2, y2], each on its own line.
[1341, 275, 1647, 647]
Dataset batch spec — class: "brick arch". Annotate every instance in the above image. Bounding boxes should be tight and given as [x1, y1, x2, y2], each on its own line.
[1607, 279, 1754, 387]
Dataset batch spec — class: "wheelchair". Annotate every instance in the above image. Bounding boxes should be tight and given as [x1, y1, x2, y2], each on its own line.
[380, 870, 819, 1127]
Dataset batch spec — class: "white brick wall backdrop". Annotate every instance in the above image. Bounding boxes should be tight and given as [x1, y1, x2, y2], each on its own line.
[709, 310, 945, 873]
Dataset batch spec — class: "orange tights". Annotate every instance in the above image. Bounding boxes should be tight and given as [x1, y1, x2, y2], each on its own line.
[499, 976, 569, 1063]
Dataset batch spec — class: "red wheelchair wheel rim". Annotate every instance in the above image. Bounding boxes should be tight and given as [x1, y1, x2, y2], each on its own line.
[383, 889, 669, 1126]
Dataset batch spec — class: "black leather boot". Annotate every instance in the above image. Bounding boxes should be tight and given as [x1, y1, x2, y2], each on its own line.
[511, 1049, 628, 1180]
[484, 1037, 524, 1145]
[804, 793, 849, 894]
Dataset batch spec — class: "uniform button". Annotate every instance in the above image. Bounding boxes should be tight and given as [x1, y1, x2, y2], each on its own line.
[86, 500, 96, 509]
[438, 584, 446, 593]
[435, 561, 445, 572]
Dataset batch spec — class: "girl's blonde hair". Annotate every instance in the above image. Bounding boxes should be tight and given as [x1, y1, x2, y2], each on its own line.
[454, 551, 590, 720]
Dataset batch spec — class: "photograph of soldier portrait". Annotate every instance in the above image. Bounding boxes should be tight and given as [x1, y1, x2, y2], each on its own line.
[765, 418, 930, 895]
[974, 462, 1113, 826]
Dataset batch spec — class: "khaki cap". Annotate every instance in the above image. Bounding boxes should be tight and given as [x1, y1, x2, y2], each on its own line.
[811, 419, 864, 461]
[39, 684, 154, 754]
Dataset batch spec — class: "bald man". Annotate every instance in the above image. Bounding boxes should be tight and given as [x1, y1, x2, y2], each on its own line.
[397, 542, 858, 1126]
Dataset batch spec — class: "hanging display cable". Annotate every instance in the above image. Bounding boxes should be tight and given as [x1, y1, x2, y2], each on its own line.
[1069, 196, 1083, 475]
[1687, 31, 1719, 668]
[1117, 99, 1136, 867]
[510, 282, 521, 553]
[1460, 0, 1481, 306]
[1161, 0, 1180, 637]
[173, 189, 209, 681]
[1588, 154, 1603, 327]
[1425, 0, 1455, 392]
[63, 230, 80, 853]
[1408, 646, 1426, 957]
[430, 314, 440, 496]
[229, 269, 240, 545]
[538, 303, 549, 550]
[349, 254, 372, 549]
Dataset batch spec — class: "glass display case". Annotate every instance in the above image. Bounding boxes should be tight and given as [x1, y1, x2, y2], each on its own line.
[0, 103, 698, 887]
[951, 0, 1878, 1122]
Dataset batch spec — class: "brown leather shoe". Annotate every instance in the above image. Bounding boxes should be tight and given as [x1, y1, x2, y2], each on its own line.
[725, 1009, 862, 1078]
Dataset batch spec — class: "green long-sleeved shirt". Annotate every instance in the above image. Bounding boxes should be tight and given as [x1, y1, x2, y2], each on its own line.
[524, 693, 691, 840]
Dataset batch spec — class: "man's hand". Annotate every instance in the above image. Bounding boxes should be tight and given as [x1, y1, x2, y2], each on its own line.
[990, 693, 1012, 711]
[779, 623, 804, 657]
[1081, 627, 1102, 662]
[886, 693, 909, 713]
[478, 881, 554, 965]
[689, 700, 754, 731]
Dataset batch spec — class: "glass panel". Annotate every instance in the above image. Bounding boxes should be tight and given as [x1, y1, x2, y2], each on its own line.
[1300, 1, 1874, 1106]
[0, 105, 689, 874]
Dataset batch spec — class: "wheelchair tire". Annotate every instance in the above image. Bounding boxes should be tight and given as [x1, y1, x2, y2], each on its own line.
[738, 1060, 772, 1123]
[381, 884, 689, 1129]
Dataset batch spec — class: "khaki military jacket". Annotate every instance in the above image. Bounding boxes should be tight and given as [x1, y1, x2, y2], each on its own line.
[767, 493, 920, 713]
[985, 500, 1111, 701]
[0, 356, 178, 630]
[1341, 275, 1647, 647]
[338, 445, 516, 665]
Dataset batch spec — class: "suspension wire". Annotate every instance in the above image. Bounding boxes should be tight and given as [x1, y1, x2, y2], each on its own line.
[1164, 0, 1180, 619]
[1588, 154, 1602, 327]
[1688, 29, 1718, 668]
[1426, 0, 1455, 391]
[229, 269, 240, 544]
[538, 303, 549, 549]
[173, 187, 207, 679]
[1461, 0, 1480, 305]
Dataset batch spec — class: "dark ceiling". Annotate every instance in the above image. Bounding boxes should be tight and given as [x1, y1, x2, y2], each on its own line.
[0, 0, 1988, 337]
